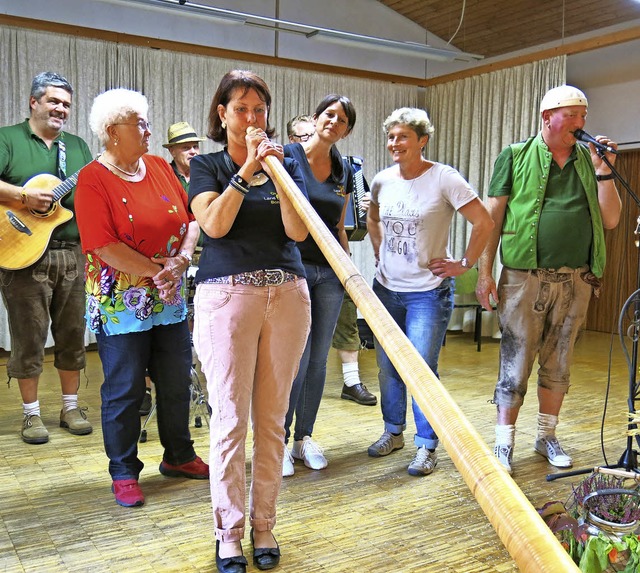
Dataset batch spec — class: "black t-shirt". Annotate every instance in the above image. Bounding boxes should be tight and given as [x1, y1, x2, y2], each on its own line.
[284, 143, 352, 266]
[189, 150, 308, 281]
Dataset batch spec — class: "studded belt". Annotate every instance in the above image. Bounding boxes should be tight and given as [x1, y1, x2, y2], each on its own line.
[529, 266, 588, 283]
[202, 269, 298, 287]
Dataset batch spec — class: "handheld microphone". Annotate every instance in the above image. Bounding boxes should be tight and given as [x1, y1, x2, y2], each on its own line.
[573, 129, 618, 154]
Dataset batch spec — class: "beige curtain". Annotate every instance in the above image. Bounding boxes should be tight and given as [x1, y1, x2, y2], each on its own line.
[0, 23, 566, 347]
[0, 23, 418, 349]
[423, 57, 567, 335]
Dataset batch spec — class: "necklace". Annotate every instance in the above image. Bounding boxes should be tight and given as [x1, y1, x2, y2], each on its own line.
[400, 159, 429, 181]
[102, 156, 141, 177]
[400, 160, 430, 195]
[250, 173, 269, 186]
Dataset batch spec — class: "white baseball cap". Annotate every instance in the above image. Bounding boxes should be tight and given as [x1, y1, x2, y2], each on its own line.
[540, 85, 588, 113]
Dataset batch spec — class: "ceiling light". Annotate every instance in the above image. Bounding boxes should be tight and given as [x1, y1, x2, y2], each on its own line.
[109, 0, 483, 62]
[105, 0, 246, 24]
[307, 30, 482, 62]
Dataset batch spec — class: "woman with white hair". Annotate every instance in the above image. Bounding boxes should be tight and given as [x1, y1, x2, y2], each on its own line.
[366, 107, 494, 476]
[75, 88, 207, 508]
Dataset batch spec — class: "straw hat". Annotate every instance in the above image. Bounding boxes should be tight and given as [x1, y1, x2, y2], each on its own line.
[162, 121, 206, 148]
[540, 85, 588, 113]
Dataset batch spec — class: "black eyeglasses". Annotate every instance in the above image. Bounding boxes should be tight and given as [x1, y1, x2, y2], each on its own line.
[292, 133, 314, 142]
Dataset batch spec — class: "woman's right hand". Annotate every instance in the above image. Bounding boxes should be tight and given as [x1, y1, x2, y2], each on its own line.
[152, 267, 178, 303]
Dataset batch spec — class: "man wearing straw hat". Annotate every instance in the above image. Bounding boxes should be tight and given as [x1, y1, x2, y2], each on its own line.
[476, 85, 621, 475]
[135, 121, 206, 416]
[163, 121, 206, 192]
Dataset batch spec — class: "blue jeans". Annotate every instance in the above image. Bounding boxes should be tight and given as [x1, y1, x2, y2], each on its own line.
[285, 264, 344, 443]
[373, 279, 454, 450]
[96, 320, 195, 480]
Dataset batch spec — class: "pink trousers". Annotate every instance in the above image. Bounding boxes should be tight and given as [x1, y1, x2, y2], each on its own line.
[193, 278, 310, 541]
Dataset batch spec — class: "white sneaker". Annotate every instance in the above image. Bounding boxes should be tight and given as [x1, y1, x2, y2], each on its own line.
[534, 436, 573, 468]
[291, 436, 327, 470]
[494, 444, 514, 475]
[282, 444, 295, 477]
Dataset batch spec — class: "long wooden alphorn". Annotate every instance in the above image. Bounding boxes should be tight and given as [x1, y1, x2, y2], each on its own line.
[263, 151, 579, 573]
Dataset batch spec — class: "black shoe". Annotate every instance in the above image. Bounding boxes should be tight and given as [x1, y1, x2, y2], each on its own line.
[250, 528, 281, 571]
[341, 383, 377, 406]
[139, 390, 152, 416]
[215, 540, 247, 573]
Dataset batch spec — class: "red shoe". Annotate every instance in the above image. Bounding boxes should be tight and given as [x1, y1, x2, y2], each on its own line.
[112, 479, 145, 507]
[159, 455, 209, 479]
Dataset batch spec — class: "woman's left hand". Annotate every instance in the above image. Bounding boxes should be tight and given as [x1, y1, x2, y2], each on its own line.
[428, 257, 468, 278]
[256, 140, 284, 181]
[153, 254, 189, 282]
[257, 140, 283, 163]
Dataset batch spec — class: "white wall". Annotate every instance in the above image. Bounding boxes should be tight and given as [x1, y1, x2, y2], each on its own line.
[567, 40, 640, 150]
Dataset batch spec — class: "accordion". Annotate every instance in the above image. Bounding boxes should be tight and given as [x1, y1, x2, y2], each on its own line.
[343, 155, 369, 241]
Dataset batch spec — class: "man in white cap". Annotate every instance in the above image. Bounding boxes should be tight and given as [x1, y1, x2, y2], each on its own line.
[163, 121, 206, 192]
[476, 85, 621, 474]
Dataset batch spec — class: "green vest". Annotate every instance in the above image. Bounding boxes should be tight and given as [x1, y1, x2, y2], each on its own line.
[500, 133, 606, 277]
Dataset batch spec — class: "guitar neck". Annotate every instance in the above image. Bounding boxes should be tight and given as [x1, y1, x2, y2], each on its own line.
[52, 172, 80, 203]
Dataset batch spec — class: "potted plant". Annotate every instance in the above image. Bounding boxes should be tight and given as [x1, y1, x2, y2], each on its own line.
[538, 470, 640, 573]
[569, 472, 640, 538]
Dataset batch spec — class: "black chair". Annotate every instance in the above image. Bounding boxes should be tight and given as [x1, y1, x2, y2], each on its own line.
[449, 268, 486, 352]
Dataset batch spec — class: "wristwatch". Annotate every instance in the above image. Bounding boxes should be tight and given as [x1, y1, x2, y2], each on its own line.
[460, 257, 469, 268]
[596, 173, 615, 181]
[179, 251, 193, 264]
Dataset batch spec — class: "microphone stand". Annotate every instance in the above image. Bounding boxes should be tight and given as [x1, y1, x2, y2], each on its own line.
[547, 149, 640, 481]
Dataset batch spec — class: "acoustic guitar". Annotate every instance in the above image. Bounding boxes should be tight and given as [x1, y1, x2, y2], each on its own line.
[0, 170, 81, 270]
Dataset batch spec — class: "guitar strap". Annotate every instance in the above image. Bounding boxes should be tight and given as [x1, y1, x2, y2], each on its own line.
[57, 140, 67, 180]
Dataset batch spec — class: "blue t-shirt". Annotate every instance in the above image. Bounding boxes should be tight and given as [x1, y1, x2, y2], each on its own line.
[284, 143, 351, 266]
[189, 149, 307, 281]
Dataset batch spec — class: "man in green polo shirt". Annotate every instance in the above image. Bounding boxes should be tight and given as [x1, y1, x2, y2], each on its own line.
[476, 85, 622, 475]
[0, 71, 93, 444]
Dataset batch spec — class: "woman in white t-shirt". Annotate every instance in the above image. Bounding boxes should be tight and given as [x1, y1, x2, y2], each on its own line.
[366, 107, 494, 476]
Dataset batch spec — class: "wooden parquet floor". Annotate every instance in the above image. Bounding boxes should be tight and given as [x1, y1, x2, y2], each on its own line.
[0, 330, 632, 572]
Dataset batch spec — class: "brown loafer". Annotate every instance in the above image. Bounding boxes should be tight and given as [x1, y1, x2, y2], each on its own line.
[341, 383, 377, 406]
